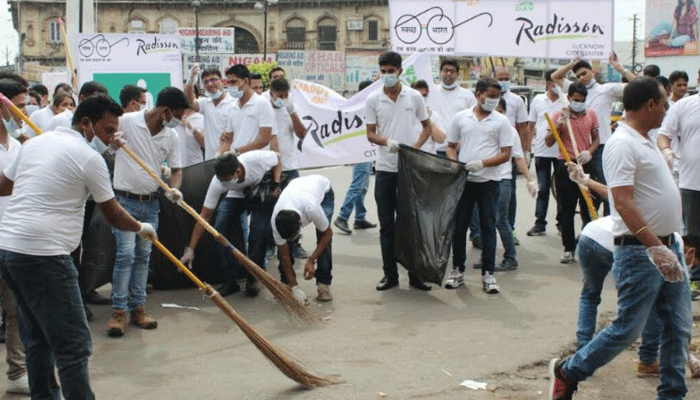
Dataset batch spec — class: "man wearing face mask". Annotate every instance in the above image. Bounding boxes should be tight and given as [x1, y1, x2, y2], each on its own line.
[0, 75, 27, 145]
[552, 54, 636, 216]
[433, 59, 476, 158]
[107, 88, 185, 338]
[527, 69, 567, 237]
[185, 66, 236, 160]
[268, 77, 306, 180]
[445, 78, 513, 294]
[545, 82, 600, 264]
[366, 51, 433, 292]
[180, 150, 282, 297]
[119, 85, 147, 113]
[0, 93, 156, 399]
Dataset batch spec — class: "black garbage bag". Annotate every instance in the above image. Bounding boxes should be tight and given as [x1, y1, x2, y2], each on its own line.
[394, 145, 467, 285]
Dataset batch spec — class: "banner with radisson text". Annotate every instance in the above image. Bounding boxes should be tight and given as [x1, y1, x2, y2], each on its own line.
[389, 0, 614, 59]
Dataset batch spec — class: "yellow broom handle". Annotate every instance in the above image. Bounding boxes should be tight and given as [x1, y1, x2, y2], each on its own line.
[149, 237, 207, 291]
[0, 93, 42, 136]
[57, 18, 79, 93]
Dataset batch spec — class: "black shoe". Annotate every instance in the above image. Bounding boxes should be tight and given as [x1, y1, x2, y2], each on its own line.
[294, 245, 309, 259]
[471, 236, 482, 250]
[527, 225, 546, 236]
[495, 259, 518, 272]
[334, 218, 351, 234]
[84, 305, 94, 322]
[84, 290, 110, 305]
[245, 280, 260, 298]
[409, 279, 431, 291]
[376, 276, 399, 291]
[146, 284, 154, 294]
[217, 281, 241, 297]
[473, 263, 482, 269]
[353, 220, 377, 230]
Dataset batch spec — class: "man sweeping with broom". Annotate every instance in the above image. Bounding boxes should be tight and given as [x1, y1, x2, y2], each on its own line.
[0, 93, 157, 399]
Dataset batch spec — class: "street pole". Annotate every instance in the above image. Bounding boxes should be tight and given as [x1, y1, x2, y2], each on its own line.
[631, 14, 638, 71]
[194, 2, 200, 64]
[263, 0, 267, 60]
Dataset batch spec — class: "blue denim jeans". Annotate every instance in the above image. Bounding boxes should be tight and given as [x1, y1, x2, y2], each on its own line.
[469, 206, 480, 240]
[534, 156, 558, 228]
[509, 166, 517, 230]
[338, 162, 371, 222]
[590, 145, 610, 216]
[453, 180, 500, 274]
[280, 190, 335, 285]
[0, 250, 95, 400]
[112, 195, 159, 311]
[576, 236, 614, 348]
[248, 201, 275, 278]
[496, 179, 516, 262]
[214, 197, 247, 283]
[563, 241, 692, 400]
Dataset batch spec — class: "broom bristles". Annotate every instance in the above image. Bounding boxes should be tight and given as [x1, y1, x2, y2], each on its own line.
[207, 287, 344, 388]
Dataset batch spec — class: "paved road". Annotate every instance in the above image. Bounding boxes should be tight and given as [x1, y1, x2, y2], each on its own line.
[1, 165, 697, 399]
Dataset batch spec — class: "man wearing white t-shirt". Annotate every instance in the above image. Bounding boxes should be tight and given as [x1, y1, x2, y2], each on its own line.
[175, 109, 205, 167]
[180, 150, 282, 297]
[268, 77, 306, 180]
[108, 88, 184, 338]
[550, 77, 692, 400]
[272, 175, 334, 303]
[185, 66, 236, 160]
[527, 70, 565, 236]
[0, 94, 156, 399]
[432, 59, 476, 157]
[410, 80, 447, 155]
[365, 51, 433, 292]
[46, 81, 109, 132]
[446, 77, 513, 294]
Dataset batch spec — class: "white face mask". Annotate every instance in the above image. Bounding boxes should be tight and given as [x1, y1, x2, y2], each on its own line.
[499, 80, 511, 92]
[227, 86, 244, 99]
[206, 90, 223, 100]
[551, 85, 560, 95]
[571, 101, 586, 113]
[381, 73, 399, 88]
[25, 105, 39, 115]
[88, 122, 109, 153]
[163, 114, 181, 129]
[481, 97, 500, 112]
[441, 81, 459, 90]
[585, 80, 596, 89]
[2, 117, 20, 135]
[273, 98, 285, 108]
[220, 178, 237, 190]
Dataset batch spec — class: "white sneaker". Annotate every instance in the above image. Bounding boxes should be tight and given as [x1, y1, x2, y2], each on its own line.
[482, 273, 500, 294]
[7, 374, 30, 394]
[560, 251, 575, 264]
[444, 267, 464, 289]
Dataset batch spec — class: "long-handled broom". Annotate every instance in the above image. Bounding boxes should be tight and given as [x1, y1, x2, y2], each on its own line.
[0, 93, 341, 387]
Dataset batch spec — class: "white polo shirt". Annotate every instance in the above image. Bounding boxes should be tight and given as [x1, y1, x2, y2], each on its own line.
[271, 174, 332, 245]
[197, 94, 236, 160]
[227, 93, 276, 151]
[47, 109, 73, 131]
[603, 122, 682, 237]
[418, 109, 445, 155]
[364, 84, 429, 173]
[202, 150, 278, 208]
[0, 136, 21, 217]
[658, 94, 700, 191]
[580, 216, 615, 253]
[175, 112, 205, 167]
[0, 127, 114, 256]
[502, 90, 528, 127]
[29, 106, 55, 134]
[564, 79, 624, 144]
[499, 127, 524, 180]
[433, 86, 477, 151]
[113, 111, 181, 194]
[272, 105, 298, 171]
[448, 107, 513, 183]
[529, 93, 564, 158]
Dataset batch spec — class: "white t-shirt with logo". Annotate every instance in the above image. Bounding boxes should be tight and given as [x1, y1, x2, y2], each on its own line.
[202, 150, 279, 208]
[227, 93, 276, 151]
[529, 93, 564, 158]
[197, 94, 236, 160]
[113, 111, 181, 194]
[272, 105, 298, 171]
[364, 85, 429, 173]
[271, 174, 332, 245]
[0, 127, 114, 256]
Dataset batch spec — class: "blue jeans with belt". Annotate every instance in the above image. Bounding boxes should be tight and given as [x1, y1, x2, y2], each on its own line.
[112, 195, 159, 311]
[338, 162, 370, 222]
[0, 250, 95, 400]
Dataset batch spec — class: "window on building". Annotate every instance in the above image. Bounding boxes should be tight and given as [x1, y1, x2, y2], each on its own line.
[317, 18, 336, 51]
[286, 18, 306, 50]
[159, 18, 178, 34]
[47, 20, 61, 44]
[367, 20, 378, 42]
[128, 19, 146, 33]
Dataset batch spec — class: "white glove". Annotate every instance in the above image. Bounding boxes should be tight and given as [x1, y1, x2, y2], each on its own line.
[109, 131, 126, 151]
[566, 162, 589, 185]
[291, 285, 309, 306]
[526, 181, 538, 198]
[285, 100, 297, 114]
[137, 222, 158, 240]
[661, 148, 680, 169]
[464, 160, 484, 172]
[161, 165, 172, 180]
[646, 245, 684, 283]
[577, 150, 592, 165]
[386, 139, 400, 153]
[180, 247, 195, 269]
[187, 64, 200, 86]
[165, 188, 182, 204]
[557, 108, 571, 124]
[8, 127, 21, 139]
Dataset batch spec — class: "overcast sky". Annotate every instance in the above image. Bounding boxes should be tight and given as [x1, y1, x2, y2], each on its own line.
[0, 0, 646, 66]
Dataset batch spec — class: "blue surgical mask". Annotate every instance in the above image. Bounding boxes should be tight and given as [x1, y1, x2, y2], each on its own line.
[163, 112, 181, 129]
[2, 117, 20, 137]
[482, 97, 500, 112]
[499, 81, 511, 92]
[441, 81, 459, 90]
[381, 74, 399, 88]
[585, 80, 596, 89]
[25, 105, 40, 115]
[88, 122, 109, 153]
[571, 101, 586, 113]
[273, 98, 285, 108]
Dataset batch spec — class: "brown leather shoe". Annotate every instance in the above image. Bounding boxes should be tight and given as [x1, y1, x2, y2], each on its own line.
[637, 360, 660, 378]
[130, 305, 158, 330]
[107, 311, 127, 337]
